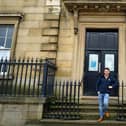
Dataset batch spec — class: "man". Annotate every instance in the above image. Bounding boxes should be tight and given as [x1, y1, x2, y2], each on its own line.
[96, 68, 118, 123]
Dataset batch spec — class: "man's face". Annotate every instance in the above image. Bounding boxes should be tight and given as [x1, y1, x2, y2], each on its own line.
[104, 69, 110, 76]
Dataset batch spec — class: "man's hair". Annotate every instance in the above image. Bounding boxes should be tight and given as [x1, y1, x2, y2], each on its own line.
[104, 67, 110, 71]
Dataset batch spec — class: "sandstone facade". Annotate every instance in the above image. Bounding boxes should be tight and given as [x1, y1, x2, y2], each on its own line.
[0, 0, 126, 94]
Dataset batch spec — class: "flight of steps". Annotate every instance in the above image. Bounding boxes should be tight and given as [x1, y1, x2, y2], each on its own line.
[25, 97, 126, 126]
[79, 97, 118, 120]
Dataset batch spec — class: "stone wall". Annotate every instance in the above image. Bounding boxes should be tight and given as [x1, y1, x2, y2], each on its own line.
[56, 4, 75, 80]
[0, 0, 45, 58]
[0, 0, 74, 80]
[0, 97, 46, 126]
[0, 0, 61, 59]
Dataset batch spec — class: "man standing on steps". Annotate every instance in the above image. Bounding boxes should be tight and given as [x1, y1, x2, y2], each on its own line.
[96, 68, 118, 123]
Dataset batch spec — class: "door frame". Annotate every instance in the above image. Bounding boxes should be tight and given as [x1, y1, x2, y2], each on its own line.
[84, 50, 118, 96]
[76, 23, 126, 97]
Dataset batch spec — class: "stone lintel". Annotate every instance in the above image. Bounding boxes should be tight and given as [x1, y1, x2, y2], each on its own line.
[0, 13, 24, 21]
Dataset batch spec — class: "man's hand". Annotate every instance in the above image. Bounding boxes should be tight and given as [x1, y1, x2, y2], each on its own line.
[108, 86, 113, 89]
[97, 91, 100, 95]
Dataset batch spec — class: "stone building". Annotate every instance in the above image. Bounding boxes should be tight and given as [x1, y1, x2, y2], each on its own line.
[1, 0, 126, 126]
[0, 0, 126, 96]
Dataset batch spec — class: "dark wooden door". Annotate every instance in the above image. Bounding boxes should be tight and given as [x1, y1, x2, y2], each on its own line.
[84, 29, 118, 96]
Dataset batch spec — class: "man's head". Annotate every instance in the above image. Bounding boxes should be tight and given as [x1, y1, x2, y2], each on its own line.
[104, 68, 110, 76]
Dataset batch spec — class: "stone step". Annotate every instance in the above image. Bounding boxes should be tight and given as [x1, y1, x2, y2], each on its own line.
[80, 96, 118, 105]
[80, 112, 117, 120]
[39, 119, 126, 126]
[43, 97, 123, 121]
[49, 105, 119, 113]
[25, 119, 126, 126]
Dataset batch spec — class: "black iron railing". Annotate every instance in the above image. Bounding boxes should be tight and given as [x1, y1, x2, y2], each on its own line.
[117, 81, 126, 121]
[0, 58, 56, 97]
[43, 80, 81, 120]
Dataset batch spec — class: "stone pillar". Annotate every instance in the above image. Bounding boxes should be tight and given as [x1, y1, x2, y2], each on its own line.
[72, 7, 79, 80]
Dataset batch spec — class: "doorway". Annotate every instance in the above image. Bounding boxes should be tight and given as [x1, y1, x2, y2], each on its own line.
[84, 29, 118, 96]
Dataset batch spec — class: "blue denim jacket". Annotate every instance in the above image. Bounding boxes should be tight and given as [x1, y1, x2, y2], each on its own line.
[96, 75, 118, 94]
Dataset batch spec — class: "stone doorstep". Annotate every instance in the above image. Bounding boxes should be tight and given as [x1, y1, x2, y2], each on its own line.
[80, 96, 118, 105]
[40, 119, 126, 125]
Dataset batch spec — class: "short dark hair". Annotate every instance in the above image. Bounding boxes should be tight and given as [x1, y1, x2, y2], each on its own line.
[104, 67, 110, 71]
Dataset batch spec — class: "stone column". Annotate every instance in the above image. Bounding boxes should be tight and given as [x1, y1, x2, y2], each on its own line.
[72, 7, 79, 80]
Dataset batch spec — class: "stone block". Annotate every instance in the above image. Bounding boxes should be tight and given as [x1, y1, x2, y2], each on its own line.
[42, 21, 59, 28]
[59, 29, 73, 37]
[56, 69, 72, 77]
[44, 6, 61, 13]
[46, 0, 60, 6]
[24, 0, 39, 7]
[17, 36, 42, 43]
[26, 52, 45, 58]
[57, 61, 72, 68]
[25, 14, 44, 21]
[16, 43, 41, 52]
[42, 28, 58, 36]
[41, 43, 57, 51]
[25, 51, 56, 59]
[41, 36, 58, 43]
[57, 52, 73, 60]
[26, 104, 43, 120]
[0, 105, 26, 126]
[28, 28, 42, 36]
[0, 0, 24, 6]
[19, 21, 41, 28]
[44, 13, 59, 20]
[18, 28, 29, 36]
[23, 7, 44, 13]
[0, 6, 23, 12]
[59, 37, 74, 44]
[58, 45, 73, 52]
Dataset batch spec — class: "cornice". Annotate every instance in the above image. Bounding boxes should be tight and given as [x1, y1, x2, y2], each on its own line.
[63, 0, 126, 12]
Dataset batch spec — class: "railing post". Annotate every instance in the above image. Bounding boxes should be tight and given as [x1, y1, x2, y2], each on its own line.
[121, 81, 124, 120]
[42, 60, 48, 97]
[117, 80, 125, 121]
[77, 81, 80, 119]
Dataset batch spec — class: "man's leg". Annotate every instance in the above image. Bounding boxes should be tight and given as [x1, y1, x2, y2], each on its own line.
[98, 93, 104, 118]
[103, 93, 110, 117]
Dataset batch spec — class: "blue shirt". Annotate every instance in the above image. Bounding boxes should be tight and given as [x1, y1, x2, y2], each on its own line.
[96, 75, 118, 94]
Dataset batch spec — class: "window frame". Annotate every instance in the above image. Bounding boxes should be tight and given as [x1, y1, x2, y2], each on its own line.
[0, 14, 23, 77]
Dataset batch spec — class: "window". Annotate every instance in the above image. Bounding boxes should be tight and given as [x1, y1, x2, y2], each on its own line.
[0, 24, 14, 59]
[0, 25, 14, 73]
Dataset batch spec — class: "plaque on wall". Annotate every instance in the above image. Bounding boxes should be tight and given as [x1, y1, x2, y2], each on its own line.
[105, 54, 114, 71]
[88, 54, 98, 71]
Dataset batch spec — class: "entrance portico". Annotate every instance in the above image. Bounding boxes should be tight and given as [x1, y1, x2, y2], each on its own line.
[63, 0, 126, 96]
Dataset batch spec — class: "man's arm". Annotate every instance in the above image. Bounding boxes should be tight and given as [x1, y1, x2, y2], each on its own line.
[112, 77, 118, 89]
[108, 76, 118, 89]
[96, 77, 101, 94]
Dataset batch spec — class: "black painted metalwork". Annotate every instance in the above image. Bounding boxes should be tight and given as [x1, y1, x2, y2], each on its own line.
[0, 58, 56, 97]
[116, 81, 126, 121]
[43, 80, 81, 120]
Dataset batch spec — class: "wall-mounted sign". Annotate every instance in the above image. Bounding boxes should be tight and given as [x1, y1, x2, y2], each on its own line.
[105, 54, 114, 71]
[88, 54, 98, 71]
